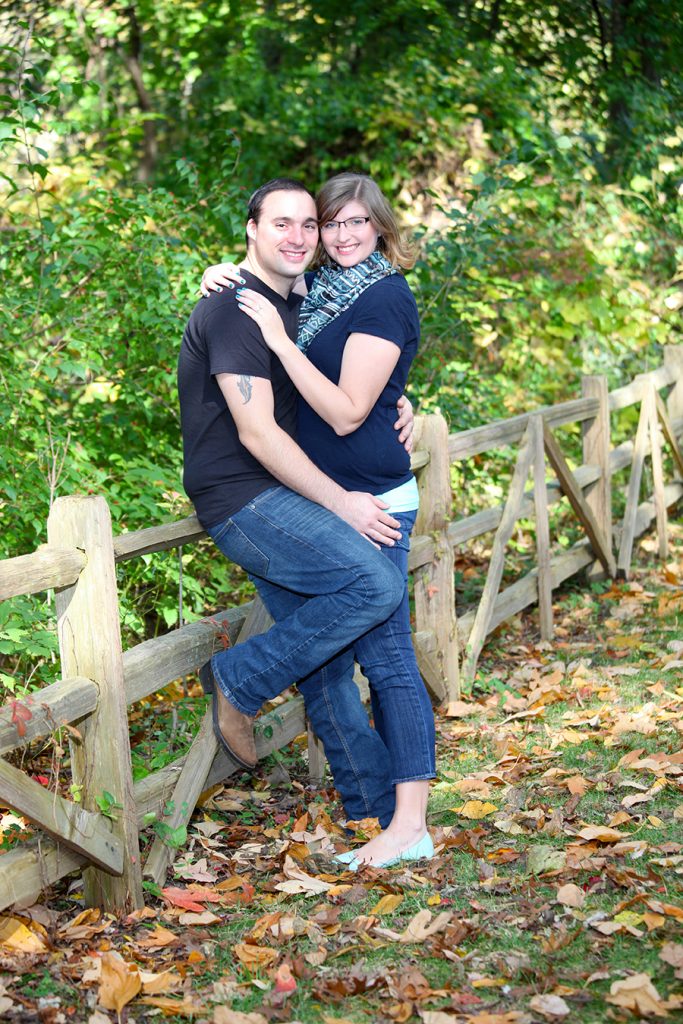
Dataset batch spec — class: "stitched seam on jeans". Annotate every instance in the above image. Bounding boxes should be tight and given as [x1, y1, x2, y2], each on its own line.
[321, 663, 374, 815]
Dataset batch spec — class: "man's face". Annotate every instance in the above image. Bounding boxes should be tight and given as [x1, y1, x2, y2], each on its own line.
[246, 190, 318, 287]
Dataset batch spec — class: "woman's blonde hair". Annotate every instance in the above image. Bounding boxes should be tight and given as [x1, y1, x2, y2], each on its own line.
[316, 172, 416, 270]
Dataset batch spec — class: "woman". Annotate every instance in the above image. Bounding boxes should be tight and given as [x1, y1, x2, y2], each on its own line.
[201, 173, 435, 869]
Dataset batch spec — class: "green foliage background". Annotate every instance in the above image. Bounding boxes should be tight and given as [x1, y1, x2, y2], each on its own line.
[1, 0, 682, 690]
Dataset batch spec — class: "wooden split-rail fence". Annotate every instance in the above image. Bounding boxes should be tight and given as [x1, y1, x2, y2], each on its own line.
[0, 345, 682, 913]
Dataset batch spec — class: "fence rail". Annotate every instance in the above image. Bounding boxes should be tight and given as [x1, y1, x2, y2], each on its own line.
[1, 345, 682, 913]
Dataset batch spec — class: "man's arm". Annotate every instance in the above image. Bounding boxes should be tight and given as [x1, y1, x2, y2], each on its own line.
[216, 372, 401, 544]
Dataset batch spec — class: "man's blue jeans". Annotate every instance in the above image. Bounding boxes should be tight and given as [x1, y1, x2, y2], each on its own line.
[205, 486, 404, 720]
[251, 510, 436, 828]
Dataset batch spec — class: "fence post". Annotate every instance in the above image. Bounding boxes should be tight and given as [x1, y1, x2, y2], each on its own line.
[47, 495, 143, 913]
[581, 375, 613, 563]
[664, 344, 683, 425]
[412, 413, 459, 703]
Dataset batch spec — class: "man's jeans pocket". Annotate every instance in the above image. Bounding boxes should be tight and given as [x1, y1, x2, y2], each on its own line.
[207, 517, 270, 578]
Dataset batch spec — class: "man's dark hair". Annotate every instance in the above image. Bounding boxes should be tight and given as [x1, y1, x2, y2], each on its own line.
[245, 178, 316, 246]
[247, 177, 315, 223]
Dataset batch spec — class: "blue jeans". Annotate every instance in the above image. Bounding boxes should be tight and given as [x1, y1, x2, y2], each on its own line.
[256, 510, 436, 827]
[205, 486, 404, 717]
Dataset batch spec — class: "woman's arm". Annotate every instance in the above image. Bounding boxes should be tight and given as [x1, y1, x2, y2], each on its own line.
[236, 289, 401, 436]
[200, 262, 307, 298]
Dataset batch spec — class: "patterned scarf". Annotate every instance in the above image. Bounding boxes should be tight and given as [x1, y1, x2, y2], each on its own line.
[296, 251, 398, 354]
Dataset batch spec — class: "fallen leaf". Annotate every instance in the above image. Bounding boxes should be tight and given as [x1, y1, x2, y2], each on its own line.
[214, 1011, 269, 1024]
[0, 916, 47, 953]
[377, 909, 453, 943]
[275, 856, 332, 894]
[444, 700, 477, 717]
[527, 846, 566, 875]
[138, 995, 204, 1015]
[139, 969, 183, 994]
[98, 951, 141, 1013]
[556, 883, 585, 908]
[161, 886, 207, 913]
[452, 800, 498, 819]
[233, 943, 279, 967]
[178, 910, 222, 926]
[576, 825, 628, 843]
[135, 924, 180, 948]
[607, 973, 669, 1016]
[371, 894, 404, 915]
[566, 775, 590, 796]
[660, 942, 683, 979]
[528, 994, 570, 1019]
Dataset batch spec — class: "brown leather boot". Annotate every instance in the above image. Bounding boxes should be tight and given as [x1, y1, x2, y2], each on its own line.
[213, 686, 257, 769]
[200, 659, 257, 769]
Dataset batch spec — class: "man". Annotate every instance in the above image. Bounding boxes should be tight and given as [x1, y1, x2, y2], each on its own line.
[178, 178, 402, 823]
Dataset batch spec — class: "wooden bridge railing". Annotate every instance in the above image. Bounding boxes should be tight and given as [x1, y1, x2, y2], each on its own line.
[0, 344, 681, 913]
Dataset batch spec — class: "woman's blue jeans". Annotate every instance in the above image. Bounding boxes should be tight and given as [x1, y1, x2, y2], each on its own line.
[205, 485, 404, 719]
[253, 510, 436, 827]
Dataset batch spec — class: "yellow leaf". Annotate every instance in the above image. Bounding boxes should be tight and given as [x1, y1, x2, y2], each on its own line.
[98, 952, 141, 1014]
[452, 800, 498, 819]
[0, 916, 47, 953]
[647, 815, 665, 827]
[370, 894, 404, 915]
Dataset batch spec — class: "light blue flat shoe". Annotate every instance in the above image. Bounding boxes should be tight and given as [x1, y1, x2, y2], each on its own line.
[335, 832, 434, 872]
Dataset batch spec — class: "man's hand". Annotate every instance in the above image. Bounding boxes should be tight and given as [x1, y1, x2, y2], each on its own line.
[336, 492, 402, 546]
[395, 394, 414, 454]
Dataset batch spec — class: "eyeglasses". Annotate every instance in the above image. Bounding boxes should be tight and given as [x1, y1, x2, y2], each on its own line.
[320, 216, 371, 233]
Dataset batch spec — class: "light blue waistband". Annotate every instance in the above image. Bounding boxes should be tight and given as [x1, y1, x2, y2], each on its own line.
[375, 476, 419, 513]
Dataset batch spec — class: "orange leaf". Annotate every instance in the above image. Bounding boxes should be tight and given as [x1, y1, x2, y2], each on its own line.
[10, 700, 32, 738]
[161, 886, 207, 912]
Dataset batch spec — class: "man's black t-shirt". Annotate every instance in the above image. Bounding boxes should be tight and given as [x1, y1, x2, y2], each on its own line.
[178, 270, 302, 528]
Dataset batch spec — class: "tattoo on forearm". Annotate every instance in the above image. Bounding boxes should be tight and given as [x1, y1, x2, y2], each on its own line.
[237, 375, 253, 404]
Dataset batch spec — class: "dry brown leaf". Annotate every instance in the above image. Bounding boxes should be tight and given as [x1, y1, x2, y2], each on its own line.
[138, 995, 204, 1015]
[379, 908, 453, 943]
[566, 775, 590, 796]
[135, 925, 180, 948]
[214, 1007, 266, 1024]
[178, 910, 222, 926]
[0, 916, 47, 953]
[139, 969, 183, 995]
[607, 973, 669, 1016]
[576, 825, 628, 842]
[444, 700, 477, 717]
[556, 883, 585, 908]
[275, 856, 332, 894]
[528, 994, 570, 1019]
[419, 1011, 458, 1022]
[233, 943, 279, 967]
[660, 942, 683, 979]
[98, 951, 141, 1013]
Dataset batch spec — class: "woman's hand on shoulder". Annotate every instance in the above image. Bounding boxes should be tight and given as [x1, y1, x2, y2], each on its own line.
[236, 289, 289, 352]
[200, 262, 246, 298]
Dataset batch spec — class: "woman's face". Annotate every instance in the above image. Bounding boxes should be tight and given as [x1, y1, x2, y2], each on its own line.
[319, 200, 380, 268]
